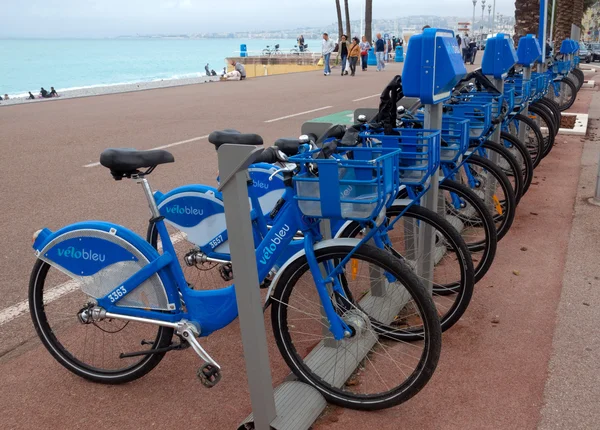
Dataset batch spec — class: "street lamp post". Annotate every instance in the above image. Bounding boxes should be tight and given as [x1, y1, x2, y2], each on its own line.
[472, 0, 477, 36]
[491, 0, 496, 35]
[488, 4, 492, 35]
[481, 0, 486, 42]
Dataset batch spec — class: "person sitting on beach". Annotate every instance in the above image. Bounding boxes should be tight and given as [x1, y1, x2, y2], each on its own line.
[49, 87, 59, 97]
[40, 87, 50, 98]
[28, 92, 35, 100]
[210, 69, 217, 76]
[3, 94, 9, 100]
[221, 60, 246, 81]
[298, 35, 305, 52]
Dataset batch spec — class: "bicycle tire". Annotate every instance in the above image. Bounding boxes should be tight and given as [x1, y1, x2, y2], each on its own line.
[498, 131, 534, 195]
[552, 77, 577, 111]
[570, 69, 584, 91]
[338, 204, 475, 331]
[29, 259, 174, 384]
[271, 243, 442, 410]
[528, 104, 556, 159]
[469, 140, 524, 205]
[506, 114, 544, 169]
[460, 154, 517, 241]
[537, 97, 562, 132]
[438, 179, 498, 280]
[396, 179, 498, 282]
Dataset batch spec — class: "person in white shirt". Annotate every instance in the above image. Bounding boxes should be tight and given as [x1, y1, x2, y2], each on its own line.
[321, 33, 335, 76]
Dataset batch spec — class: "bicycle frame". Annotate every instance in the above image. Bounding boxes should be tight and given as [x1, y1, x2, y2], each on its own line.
[34, 176, 372, 341]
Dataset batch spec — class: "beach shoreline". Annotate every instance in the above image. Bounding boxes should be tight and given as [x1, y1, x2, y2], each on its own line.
[0, 75, 220, 107]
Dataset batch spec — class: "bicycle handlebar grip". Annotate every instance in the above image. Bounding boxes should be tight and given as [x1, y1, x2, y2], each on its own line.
[254, 147, 281, 164]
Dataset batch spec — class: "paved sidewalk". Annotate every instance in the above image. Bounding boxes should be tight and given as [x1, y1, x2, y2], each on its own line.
[538, 89, 600, 430]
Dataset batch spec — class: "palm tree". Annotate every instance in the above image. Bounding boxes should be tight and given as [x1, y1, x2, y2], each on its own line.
[573, 0, 584, 29]
[513, 0, 540, 44]
[335, 0, 344, 41]
[344, 0, 351, 37]
[553, 0, 573, 47]
[365, 0, 373, 43]
[344, 0, 352, 39]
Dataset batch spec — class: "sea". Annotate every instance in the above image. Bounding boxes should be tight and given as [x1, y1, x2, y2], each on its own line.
[0, 38, 317, 98]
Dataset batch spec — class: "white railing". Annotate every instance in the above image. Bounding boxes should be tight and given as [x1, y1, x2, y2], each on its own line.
[231, 49, 320, 59]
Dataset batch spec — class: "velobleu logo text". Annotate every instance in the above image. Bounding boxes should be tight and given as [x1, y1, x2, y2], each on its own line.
[56, 247, 106, 262]
[165, 205, 204, 215]
[259, 224, 290, 265]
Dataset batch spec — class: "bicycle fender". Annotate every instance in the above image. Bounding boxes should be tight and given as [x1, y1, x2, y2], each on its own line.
[33, 221, 176, 311]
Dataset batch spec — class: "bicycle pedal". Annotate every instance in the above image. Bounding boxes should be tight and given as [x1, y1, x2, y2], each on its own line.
[219, 263, 234, 281]
[197, 363, 221, 388]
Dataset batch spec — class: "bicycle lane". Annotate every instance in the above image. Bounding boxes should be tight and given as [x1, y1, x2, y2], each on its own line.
[310, 87, 597, 428]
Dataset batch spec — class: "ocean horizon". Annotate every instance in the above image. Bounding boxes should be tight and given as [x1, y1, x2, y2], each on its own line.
[0, 38, 318, 98]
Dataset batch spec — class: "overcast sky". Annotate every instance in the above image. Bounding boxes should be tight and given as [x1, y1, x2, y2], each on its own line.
[1, 0, 516, 38]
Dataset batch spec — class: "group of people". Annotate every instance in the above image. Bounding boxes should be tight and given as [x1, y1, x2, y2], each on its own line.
[456, 33, 478, 65]
[321, 32, 399, 76]
[0, 87, 58, 102]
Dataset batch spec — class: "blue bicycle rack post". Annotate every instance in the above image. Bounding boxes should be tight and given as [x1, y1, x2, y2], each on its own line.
[516, 35, 542, 142]
[482, 33, 518, 205]
[402, 28, 466, 291]
[538, 0, 549, 73]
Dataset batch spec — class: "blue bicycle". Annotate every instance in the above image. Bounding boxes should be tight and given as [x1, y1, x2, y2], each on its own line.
[29, 132, 442, 410]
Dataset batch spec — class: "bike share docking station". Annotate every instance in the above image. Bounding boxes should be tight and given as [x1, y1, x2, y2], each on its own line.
[219, 29, 465, 430]
[216, 143, 326, 430]
[481, 33, 519, 206]
[402, 28, 467, 291]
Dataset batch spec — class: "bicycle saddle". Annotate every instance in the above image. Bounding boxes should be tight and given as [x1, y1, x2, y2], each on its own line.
[208, 129, 263, 149]
[100, 148, 174, 179]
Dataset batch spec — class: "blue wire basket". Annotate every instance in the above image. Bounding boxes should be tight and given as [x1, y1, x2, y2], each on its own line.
[466, 92, 505, 123]
[413, 115, 470, 163]
[505, 78, 531, 107]
[552, 60, 570, 75]
[444, 102, 493, 140]
[359, 128, 441, 187]
[289, 147, 402, 221]
[502, 87, 516, 113]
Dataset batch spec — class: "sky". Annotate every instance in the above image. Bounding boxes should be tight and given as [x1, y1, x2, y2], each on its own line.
[1, 0, 517, 38]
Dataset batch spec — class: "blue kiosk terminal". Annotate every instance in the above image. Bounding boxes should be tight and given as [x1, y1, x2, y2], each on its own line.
[402, 28, 466, 290]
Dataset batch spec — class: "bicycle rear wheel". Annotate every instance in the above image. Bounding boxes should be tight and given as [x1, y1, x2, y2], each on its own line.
[529, 104, 556, 158]
[29, 259, 174, 383]
[271, 243, 442, 410]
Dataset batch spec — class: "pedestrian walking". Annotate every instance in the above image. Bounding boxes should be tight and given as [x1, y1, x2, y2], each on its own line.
[359, 36, 371, 71]
[375, 33, 385, 72]
[337, 35, 350, 76]
[348, 37, 361, 76]
[321, 33, 335, 76]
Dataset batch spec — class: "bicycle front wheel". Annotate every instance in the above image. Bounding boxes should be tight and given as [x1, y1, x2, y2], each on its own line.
[459, 154, 517, 241]
[338, 204, 475, 332]
[271, 243, 442, 410]
[29, 259, 174, 383]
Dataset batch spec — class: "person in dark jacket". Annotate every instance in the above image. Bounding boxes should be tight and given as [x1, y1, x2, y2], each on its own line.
[375, 33, 386, 71]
